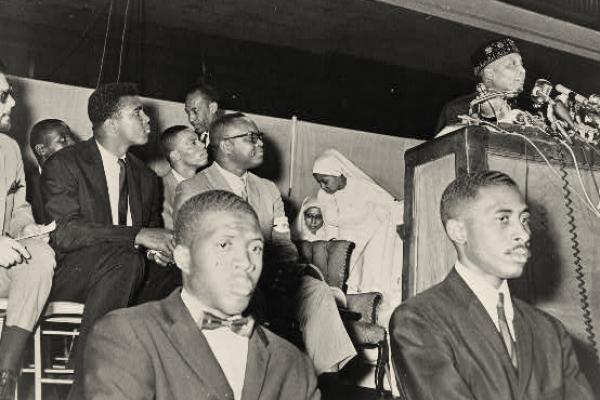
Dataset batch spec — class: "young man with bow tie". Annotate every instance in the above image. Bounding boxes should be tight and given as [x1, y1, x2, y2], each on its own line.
[83, 190, 320, 400]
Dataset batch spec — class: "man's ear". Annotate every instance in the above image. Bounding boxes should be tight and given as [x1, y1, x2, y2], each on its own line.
[33, 144, 46, 158]
[482, 68, 495, 88]
[169, 149, 181, 162]
[446, 219, 467, 245]
[208, 101, 218, 116]
[173, 244, 191, 274]
[220, 139, 233, 154]
[103, 118, 118, 136]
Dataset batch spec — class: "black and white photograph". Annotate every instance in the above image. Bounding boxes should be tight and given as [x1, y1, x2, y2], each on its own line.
[1, 0, 600, 399]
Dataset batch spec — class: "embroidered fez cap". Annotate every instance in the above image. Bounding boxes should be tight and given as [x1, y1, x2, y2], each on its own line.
[471, 38, 520, 76]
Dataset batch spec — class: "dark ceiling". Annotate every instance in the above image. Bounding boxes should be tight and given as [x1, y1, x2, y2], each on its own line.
[1, 0, 600, 139]
[502, 0, 600, 31]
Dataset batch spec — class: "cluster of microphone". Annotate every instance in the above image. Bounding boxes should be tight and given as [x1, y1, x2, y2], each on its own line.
[530, 79, 600, 144]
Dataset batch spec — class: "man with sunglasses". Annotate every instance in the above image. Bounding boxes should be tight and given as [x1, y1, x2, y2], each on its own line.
[174, 113, 357, 375]
[0, 60, 56, 400]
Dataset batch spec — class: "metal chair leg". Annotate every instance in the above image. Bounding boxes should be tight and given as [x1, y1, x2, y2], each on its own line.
[33, 326, 42, 400]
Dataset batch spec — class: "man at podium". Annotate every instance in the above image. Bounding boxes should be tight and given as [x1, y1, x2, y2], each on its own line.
[435, 37, 526, 137]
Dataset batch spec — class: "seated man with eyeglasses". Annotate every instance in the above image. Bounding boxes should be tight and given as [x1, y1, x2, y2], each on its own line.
[173, 113, 356, 375]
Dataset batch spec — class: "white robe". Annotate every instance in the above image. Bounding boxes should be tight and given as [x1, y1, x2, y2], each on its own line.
[317, 178, 403, 326]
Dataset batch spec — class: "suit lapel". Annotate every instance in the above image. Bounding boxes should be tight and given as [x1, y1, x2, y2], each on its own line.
[164, 292, 234, 400]
[241, 327, 270, 400]
[83, 140, 112, 222]
[245, 174, 261, 214]
[126, 156, 143, 225]
[208, 163, 235, 192]
[447, 270, 519, 384]
[0, 140, 8, 235]
[513, 302, 534, 398]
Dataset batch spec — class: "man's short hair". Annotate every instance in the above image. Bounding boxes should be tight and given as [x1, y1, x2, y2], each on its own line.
[440, 170, 518, 227]
[208, 112, 248, 148]
[88, 82, 139, 128]
[175, 190, 259, 247]
[160, 125, 190, 161]
[186, 82, 219, 104]
[30, 119, 71, 148]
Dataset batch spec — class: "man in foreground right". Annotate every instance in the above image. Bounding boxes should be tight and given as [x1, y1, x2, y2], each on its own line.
[84, 190, 320, 399]
[390, 170, 593, 399]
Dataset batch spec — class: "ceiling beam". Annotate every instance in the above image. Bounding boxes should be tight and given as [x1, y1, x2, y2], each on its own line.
[377, 0, 600, 62]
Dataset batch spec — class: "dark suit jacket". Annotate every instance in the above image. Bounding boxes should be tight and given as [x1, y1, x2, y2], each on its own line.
[390, 269, 593, 400]
[25, 165, 50, 224]
[42, 138, 162, 255]
[84, 289, 321, 400]
[434, 93, 475, 134]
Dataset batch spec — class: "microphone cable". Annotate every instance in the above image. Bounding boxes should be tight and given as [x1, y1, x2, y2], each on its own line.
[557, 144, 599, 363]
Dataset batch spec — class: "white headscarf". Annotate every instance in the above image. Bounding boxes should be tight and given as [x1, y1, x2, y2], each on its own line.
[312, 148, 380, 187]
[292, 196, 327, 241]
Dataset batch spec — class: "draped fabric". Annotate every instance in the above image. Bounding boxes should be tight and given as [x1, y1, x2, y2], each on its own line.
[312, 149, 404, 326]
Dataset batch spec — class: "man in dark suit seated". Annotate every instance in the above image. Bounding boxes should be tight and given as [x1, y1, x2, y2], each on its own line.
[389, 170, 593, 399]
[42, 82, 179, 400]
[84, 190, 321, 400]
[26, 119, 76, 223]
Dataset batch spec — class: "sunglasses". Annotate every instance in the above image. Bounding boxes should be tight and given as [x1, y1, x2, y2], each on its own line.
[222, 131, 264, 144]
[0, 86, 14, 104]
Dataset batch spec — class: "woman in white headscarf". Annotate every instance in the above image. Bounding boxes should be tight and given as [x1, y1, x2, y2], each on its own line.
[312, 149, 403, 326]
[292, 196, 330, 241]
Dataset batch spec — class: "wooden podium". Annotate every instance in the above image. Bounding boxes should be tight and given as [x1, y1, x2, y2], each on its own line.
[403, 126, 600, 392]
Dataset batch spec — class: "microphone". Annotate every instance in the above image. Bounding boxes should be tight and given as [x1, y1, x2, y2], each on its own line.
[531, 79, 553, 106]
[555, 84, 588, 104]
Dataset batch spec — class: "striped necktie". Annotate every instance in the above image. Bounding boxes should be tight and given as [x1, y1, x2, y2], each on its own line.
[497, 292, 518, 369]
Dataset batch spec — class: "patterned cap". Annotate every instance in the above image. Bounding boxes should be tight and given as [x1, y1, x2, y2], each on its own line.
[471, 38, 520, 76]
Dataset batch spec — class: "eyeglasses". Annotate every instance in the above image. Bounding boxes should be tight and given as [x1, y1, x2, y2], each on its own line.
[222, 131, 264, 144]
[0, 86, 14, 104]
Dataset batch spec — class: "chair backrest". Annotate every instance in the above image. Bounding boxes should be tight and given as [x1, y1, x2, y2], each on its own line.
[295, 240, 355, 291]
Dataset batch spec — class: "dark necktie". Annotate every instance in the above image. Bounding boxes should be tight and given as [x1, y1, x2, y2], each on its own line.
[497, 292, 518, 368]
[198, 312, 254, 337]
[117, 158, 128, 226]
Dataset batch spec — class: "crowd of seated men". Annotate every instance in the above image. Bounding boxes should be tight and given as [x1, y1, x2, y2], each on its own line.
[0, 34, 597, 400]
[0, 60, 357, 399]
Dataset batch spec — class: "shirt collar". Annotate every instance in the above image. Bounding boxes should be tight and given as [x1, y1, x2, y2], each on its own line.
[455, 260, 514, 324]
[171, 169, 186, 183]
[213, 161, 248, 188]
[180, 287, 242, 323]
[96, 140, 125, 165]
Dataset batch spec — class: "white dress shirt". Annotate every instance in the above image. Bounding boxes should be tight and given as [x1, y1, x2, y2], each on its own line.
[455, 261, 516, 340]
[171, 169, 186, 184]
[213, 161, 248, 198]
[96, 142, 132, 226]
[180, 289, 249, 400]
